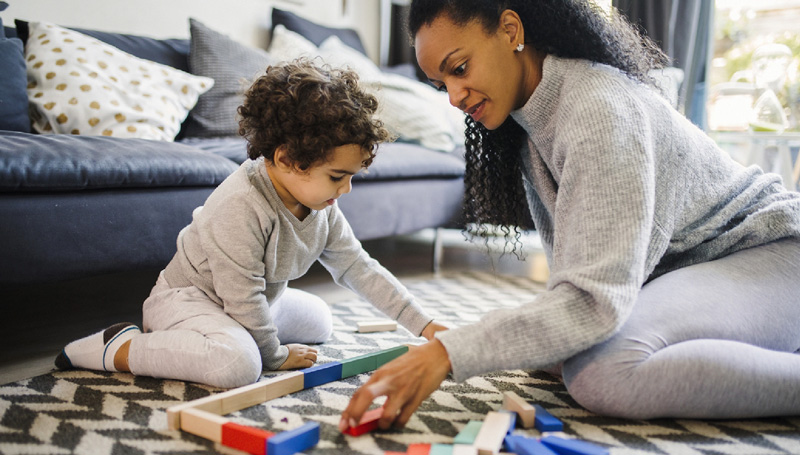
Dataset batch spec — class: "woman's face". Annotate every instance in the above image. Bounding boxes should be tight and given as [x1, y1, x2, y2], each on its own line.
[415, 12, 533, 130]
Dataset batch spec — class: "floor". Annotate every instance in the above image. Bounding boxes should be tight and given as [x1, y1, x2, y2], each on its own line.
[0, 228, 547, 386]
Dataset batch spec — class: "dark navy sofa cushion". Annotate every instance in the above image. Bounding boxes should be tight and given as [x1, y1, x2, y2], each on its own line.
[0, 131, 238, 192]
[181, 136, 465, 180]
[13, 19, 190, 72]
[0, 18, 30, 133]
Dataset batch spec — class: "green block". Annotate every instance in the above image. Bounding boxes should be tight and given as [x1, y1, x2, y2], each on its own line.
[453, 420, 483, 445]
[375, 345, 409, 367]
[430, 444, 454, 455]
[341, 352, 378, 378]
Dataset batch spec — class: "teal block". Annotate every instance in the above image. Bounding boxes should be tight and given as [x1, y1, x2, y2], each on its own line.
[430, 443, 454, 455]
[375, 345, 409, 367]
[341, 352, 379, 378]
[453, 420, 483, 445]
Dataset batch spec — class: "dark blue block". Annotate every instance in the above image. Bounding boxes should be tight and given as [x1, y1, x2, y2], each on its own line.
[505, 435, 559, 455]
[540, 436, 609, 455]
[502, 410, 517, 434]
[267, 421, 320, 455]
[302, 362, 342, 388]
[532, 405, 563, 432]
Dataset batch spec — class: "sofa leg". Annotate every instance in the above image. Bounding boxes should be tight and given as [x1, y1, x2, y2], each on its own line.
[432, 228, 444, 275]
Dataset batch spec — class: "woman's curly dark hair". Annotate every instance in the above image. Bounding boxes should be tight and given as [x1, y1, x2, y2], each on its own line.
[238, 58, 390, 171]
[409, 0, 669, 257]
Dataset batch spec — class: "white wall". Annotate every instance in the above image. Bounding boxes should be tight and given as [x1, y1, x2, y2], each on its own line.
[1, 0, 382, 62]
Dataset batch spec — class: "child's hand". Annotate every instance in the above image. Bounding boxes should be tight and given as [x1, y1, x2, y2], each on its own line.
[277, 344, 319, 370]
[421, 321, 449, 341]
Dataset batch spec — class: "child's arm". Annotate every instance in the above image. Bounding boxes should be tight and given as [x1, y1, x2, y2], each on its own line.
[318, 207, 438, 337]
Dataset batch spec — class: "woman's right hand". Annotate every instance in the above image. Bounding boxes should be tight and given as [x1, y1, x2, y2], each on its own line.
[277, 343, 319, 370]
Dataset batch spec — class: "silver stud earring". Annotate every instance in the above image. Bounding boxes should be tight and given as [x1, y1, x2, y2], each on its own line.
[516, 43, 525, 52]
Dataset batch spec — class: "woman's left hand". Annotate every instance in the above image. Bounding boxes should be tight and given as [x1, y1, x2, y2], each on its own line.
[339, 339, 451, 431]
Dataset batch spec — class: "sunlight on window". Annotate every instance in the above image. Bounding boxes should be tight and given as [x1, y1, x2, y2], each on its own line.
[707, 0, 800, 132]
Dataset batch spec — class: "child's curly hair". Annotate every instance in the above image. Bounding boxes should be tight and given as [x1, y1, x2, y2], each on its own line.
[238, 58, 390, 171]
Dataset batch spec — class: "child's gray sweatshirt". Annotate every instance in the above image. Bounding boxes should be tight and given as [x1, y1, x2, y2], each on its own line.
[436, 55, 800, 382]
[164, 158, 433, 370]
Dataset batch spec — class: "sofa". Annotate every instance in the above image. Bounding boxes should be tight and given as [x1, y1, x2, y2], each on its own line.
[0, 9, 466, 285]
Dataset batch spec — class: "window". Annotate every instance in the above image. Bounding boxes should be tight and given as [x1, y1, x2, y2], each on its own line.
[707, 1, 800, 133]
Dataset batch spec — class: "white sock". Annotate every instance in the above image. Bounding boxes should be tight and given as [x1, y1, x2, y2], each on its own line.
[55, 322, 141, 372]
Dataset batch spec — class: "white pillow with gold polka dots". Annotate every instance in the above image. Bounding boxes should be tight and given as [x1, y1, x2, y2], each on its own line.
[24, 22, 213, 141]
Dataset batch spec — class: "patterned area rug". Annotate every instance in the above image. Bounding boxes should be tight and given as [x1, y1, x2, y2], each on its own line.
[1, 271, 799, 455]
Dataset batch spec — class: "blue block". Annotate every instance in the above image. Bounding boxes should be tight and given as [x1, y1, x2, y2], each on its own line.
[267, 421, 320, 455]
[505, 435, 559, 455]
[302, 362, 342, 388]
[502, 410, 517, 434]
[540, 436, 609, 455]
[532, 405, 563, 432]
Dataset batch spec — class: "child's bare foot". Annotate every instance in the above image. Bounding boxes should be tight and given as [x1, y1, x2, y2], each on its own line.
[278, 344, 319, 370]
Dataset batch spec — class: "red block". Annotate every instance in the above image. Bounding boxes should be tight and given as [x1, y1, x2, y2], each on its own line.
[407, 443, 432, 455]
[221, 422, 275, 455]
[344, 407, 384, 436]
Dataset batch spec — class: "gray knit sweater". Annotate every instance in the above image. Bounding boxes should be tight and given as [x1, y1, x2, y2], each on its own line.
[436, 55, 800, 382]
[164, 158, 433, 370]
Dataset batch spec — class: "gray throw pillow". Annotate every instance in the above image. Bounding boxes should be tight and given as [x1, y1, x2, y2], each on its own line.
[185, 18, 274, 138]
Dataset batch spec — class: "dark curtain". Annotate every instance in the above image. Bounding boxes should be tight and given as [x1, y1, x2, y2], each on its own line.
[387, 2, 427, 81]
[613, 0, 713, 128]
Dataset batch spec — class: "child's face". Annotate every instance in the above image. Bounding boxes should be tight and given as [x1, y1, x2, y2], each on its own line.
[273, 144, 368, 214]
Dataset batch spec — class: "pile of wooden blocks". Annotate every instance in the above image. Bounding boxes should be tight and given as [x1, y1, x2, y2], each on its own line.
[166, 345, 409, 455]
[379, 391, 609, 455]
[167, 344, 609, 455]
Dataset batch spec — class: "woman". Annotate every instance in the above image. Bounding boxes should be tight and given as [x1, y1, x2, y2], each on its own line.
[340, 0, 800, 431]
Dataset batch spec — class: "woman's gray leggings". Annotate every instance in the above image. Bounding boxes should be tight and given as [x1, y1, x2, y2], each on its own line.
[562, 237, 800, 419]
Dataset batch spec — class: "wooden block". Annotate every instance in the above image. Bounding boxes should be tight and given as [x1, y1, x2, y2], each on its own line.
[453, 420, 483, 444]
[343, 406, 384, 436]
[166, 392, 224, 430]
[539, 436, 609, 455]
[302, 361, 343, 388]
[219, 380, 268, 415]
[474, 411, 514, 455]
[262, 371, 304, 401]
[505, 435, 558, 455]
[533, 405, 563, 432]
[408, 443, 432, 455]
[221, 422, 274, 455]
[341, 351, 379, 378]
[167, 372, 303, 430]
[376, 345, 409, 368]
[453, 445, 479, 455]
[430, 443, 455, 455]
[267, 421, 320, 455]
[502, 391, 536, 428]
[357, 320, 398, 333]
[180, 408, 229, 442]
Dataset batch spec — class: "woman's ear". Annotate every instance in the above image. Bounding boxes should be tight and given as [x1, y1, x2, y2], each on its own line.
[499, 9, 524, 50]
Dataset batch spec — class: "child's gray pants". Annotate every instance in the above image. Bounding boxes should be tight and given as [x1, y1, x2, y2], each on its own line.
[127, 272, 332, 388]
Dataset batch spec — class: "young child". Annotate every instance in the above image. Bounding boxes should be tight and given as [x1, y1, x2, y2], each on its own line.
[55, 59, 446, 388]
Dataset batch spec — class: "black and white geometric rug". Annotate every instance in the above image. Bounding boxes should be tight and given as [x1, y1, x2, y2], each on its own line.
[1, 271, 799, 454]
